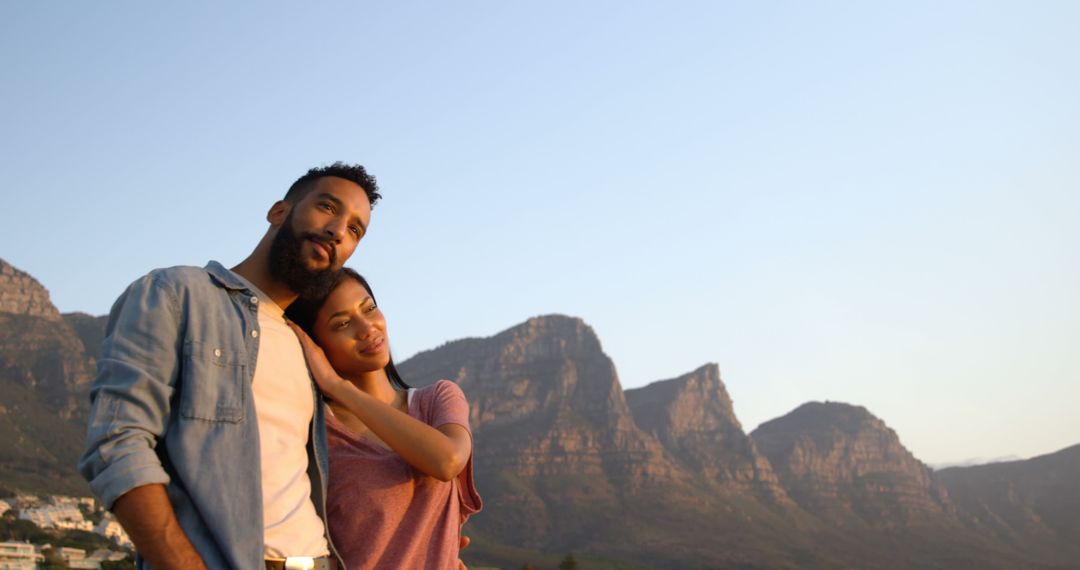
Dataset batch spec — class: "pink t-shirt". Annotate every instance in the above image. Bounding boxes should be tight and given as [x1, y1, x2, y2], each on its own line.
[325, 380, 482, 570]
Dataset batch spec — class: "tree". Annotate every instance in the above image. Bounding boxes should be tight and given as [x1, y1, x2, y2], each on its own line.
[40, 547, 66, 570]
[558, 553, 578, 570]
[102, 557, 136, 570]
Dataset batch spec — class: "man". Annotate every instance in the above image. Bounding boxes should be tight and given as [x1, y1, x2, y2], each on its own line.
[79, 163, 377, 569]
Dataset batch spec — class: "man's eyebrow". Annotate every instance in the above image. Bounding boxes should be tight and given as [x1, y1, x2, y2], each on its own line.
[316, 192, 368, 233]
[326, 296, 373, 322]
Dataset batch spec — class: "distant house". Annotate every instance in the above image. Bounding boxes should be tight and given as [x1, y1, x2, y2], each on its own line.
[0, 541, 37, 570]
[94, 515, 132, 548]
[51, 495, 80, 507]
[57, 547, 101, 569]
[8, 495, 39, 510]
[19, 504, 93, 531]
[88, 549, 128, 563]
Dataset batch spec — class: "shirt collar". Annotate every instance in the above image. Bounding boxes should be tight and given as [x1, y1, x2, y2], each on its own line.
[204, 260, 249, 291]
[204, 261, 288, 320]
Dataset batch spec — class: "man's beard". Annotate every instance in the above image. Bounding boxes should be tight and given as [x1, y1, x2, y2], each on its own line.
[268, 212, 340, 300]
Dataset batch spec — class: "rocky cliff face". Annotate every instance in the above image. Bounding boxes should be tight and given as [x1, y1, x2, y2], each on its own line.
[0, 313, 95, 417]
[751, 401, 954, 528]
[3, 260, 1078, 569]
[399, 315, 686, 549]
[64, 312, 109, 362]
[0, 259, 61, 320]
[400, 316, 829, 568]
[937, 444, 1080, 561]
[397, 315, 1078, 569]
[0, 259, 95, 494]
[625, 364, 791, 502]
[0, 260, 95, 417]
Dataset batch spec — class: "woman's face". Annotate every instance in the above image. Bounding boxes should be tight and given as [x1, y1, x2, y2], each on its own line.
[312, 278, 391, 377]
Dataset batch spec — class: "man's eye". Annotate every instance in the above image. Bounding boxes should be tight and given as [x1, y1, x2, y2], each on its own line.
[349, 225, 362, 237]
[333, 319, 350, 329]
[363, 304, 378, 314]
[320, 202, 336, 213]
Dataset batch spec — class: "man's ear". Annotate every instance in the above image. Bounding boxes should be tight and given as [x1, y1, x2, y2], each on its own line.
[267, 200, 291, 226]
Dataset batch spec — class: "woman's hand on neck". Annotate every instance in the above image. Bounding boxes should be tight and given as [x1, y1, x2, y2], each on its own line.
[343, 367, 399, 406]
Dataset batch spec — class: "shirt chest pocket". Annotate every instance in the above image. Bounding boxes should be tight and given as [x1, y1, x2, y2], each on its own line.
[179, 340, 246, 423]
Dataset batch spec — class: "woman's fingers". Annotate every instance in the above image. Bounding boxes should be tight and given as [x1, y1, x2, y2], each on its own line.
[286, 322, 341, 393]
[287, 321, 316, 349]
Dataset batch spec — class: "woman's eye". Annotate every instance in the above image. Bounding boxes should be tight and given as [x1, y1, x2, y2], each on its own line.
[363, 304, 378, 314]
[333, 319, 350, 329]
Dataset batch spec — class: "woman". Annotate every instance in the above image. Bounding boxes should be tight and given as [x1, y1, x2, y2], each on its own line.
[285, 269, 481, 570]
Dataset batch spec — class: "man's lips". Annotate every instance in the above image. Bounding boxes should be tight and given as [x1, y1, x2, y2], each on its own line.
[307, 238, 335, 262]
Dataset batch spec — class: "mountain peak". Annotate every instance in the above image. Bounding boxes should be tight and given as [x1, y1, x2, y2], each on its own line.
[752, 401, 950, 526]
[625, 363, 737, 435]
[0, 258, 60, 321]
[493, 314, 603, 357]
[398, 314, 624, 433]
[759, 401, 883, 439]
[624, 364, 791, 500]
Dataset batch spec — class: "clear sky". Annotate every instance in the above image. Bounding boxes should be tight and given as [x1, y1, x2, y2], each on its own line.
[2, 1, 1077, 466]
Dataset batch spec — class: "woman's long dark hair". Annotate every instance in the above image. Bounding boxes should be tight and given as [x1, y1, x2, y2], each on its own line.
[285, 268, 411, 390]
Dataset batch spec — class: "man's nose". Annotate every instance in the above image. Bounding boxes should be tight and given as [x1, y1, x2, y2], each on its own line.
[323, 216, 348, 242]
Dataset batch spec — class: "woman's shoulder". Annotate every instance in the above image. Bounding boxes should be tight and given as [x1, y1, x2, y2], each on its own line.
[413, 379, 467, 400]
[411, 380, 470, 426]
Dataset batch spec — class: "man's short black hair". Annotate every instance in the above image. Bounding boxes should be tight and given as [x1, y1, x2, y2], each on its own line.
[284, 162, 381, 206]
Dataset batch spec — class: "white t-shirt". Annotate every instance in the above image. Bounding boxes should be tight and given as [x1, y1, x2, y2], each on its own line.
[234, 273, 329, 558]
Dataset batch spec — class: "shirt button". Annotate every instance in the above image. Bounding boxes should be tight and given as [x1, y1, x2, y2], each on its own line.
[250, 330, 259, 338]
[250, 296, 259, 305]
[213, 348, 222, 357]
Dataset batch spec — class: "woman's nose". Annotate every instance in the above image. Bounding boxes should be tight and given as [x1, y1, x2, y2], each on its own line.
[353, 316, 375, 337]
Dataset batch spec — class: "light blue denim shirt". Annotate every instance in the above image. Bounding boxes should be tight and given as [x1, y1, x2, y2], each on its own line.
[78, 261, 340, 569]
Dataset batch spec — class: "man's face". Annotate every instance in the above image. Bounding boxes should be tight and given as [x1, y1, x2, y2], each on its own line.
[268, 176, 373, 299]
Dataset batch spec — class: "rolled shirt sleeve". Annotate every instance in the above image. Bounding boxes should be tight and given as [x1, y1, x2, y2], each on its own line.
[78, 272, 183, 508]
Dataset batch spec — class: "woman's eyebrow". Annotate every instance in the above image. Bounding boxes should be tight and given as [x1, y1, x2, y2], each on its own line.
[325, 296, 373, 321]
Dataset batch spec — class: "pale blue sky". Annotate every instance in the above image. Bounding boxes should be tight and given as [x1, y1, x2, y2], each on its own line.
[2, 2, 1077, 465]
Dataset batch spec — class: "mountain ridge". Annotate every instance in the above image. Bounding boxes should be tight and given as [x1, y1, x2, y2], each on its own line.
[1, 258, 1076, 569]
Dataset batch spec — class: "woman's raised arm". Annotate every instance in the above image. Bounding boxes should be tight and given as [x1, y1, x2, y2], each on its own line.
[289, 321, 472, 481]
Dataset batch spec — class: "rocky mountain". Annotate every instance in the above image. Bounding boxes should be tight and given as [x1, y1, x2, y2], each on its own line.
[400, 316, 831, 569]
[0, 260, 62, 320]
[0, 259, 96, 494]
[400, 316, 676, 549]
[747, 402, 1063, 569]
[751, 401, 953, 528]
[937, 444, 1080, 565]
[2, 258, 1077, 569]
[624, 364, 791, 503]
[399, 315, 1076, 569]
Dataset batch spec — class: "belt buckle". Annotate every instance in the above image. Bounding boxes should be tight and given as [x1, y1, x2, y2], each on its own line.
[284, 557, 316, 570]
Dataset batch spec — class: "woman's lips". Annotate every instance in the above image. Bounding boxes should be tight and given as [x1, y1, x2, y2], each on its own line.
[359, 337, 386, 355]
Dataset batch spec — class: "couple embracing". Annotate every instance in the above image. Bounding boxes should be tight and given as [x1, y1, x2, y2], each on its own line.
[79, 163, 481, 569]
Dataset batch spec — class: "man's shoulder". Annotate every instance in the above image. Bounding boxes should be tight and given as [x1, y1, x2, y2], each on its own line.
[140, 262, 230, 289]
[145, 264, 210, 281]
[118, 263, 234, 304]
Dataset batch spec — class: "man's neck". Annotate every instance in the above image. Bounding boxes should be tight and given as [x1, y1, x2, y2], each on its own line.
[230, 253, 298, 311]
